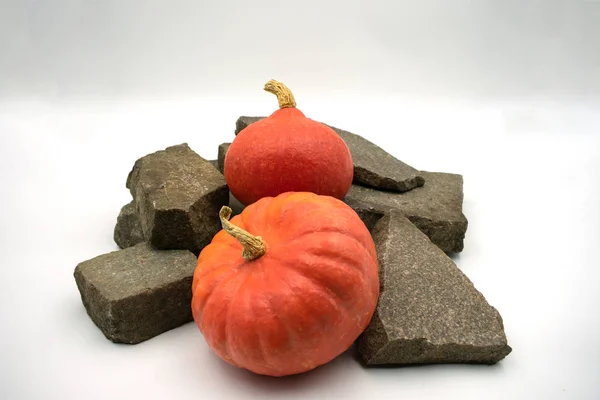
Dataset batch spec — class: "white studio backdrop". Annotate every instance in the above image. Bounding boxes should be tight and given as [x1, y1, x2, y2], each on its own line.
[1, 0, 599, 100]
[1, 1, 599, 400]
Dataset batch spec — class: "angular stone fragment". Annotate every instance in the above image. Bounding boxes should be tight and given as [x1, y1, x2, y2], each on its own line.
[228, 192, 245, 216]
[73, 242, 197, 344]
[325, 125, 424, 192]
[356, 213, 511, 365]
[113, 194, 244, 251]
[208, 159, 219, 171]
[344, 171, 468, 253]
[207, 157, 243, 215]
[126, 143, 229, 253]
[345, 203, 385, 233]
[217, 143, 231, 174]
[234, 116, 265, 135]
[113, 201, 144, 249]
[234, 116, 424, 192]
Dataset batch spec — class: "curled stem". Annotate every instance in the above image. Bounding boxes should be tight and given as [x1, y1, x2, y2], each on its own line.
[219, 206, 266, 261]
[264, 79, 297, 109]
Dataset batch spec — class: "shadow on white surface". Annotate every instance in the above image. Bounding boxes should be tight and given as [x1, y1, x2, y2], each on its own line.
[205, 345, 358, 393]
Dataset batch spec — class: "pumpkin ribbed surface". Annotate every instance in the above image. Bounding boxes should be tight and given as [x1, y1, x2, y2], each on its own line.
[191, 192, 379, 377]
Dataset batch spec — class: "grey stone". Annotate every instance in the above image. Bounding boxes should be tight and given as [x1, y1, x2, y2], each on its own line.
[228, 192, 245, 216]
[205, 158, 243, 215]
[234, 116, 265, 135]
[356, 213, 511, 365]
[126, 143, 229, 253]
[326, 125, 424, 192]
[234, 116, 424, 192]
[346, 203, 386, 233]
[113, 201, 144, 249]
[217, 143, 231, 174]
[344, 171, 468, 253]
[113, 195, 244, 251]
[208, 159, 219, 171]
[73, 242, 197, 344]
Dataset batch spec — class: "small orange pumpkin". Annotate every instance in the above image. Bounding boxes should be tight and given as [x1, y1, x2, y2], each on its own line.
[224, 80, 354, 206]
[191, 192, 379, 377]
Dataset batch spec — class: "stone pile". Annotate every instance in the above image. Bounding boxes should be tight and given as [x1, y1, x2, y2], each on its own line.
[73, 116, 511, 366]
[75, 144, 234, 343]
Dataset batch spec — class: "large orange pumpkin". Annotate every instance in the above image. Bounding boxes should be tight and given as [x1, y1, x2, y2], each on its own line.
[191, 192, 379, 377]
[223, 80, 354, 206]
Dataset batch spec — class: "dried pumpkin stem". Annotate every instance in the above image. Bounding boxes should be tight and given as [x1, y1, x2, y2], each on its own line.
[219, 206, 266, 261]
[264, 79, 296, 109]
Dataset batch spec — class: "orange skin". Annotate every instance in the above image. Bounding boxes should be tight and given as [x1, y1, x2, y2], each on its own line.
[191, 192, 380, 377]
[224, 107, 354, 206]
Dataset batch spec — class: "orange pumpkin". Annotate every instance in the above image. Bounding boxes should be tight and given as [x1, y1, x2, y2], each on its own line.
[224, 80, 354, 206]
[191, 192, 379, 377]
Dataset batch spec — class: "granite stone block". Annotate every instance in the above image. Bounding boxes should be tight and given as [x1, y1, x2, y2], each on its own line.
[125, 143, 229, 253]
[73, 243, 197, 344]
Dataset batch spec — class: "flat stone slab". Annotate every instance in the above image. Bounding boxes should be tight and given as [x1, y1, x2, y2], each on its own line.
[234, 116, 424, 192]
[325, 124, 424, 192]
[113, 201, 144, 249]
[126, 143, 229, 253]
[356, 212, 511, 365]
[344, 171, 468, 253]
[73, 242, 197, 344]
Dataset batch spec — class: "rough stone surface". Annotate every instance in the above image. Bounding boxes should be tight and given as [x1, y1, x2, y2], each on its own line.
[345, 203, 386, 233]
[228, 192, 245, 216]
[208, 159, 219, 171]
[73, 242, 197, 344]
[356, 212, 511, 365]
[217, 143, 231, 174]
[326, 124, 424, 192]
[113, 194, 244, 251]
[114, 201, 144, 249]
[344, 171, 468, 253]
[126, 143, 229, 253]
[234, 116, 424, 192]
[207, 157, 244, 214]
[234, 116, 265, 135]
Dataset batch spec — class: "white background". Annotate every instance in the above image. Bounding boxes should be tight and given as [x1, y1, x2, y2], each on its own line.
[1, 1, 599, 399]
